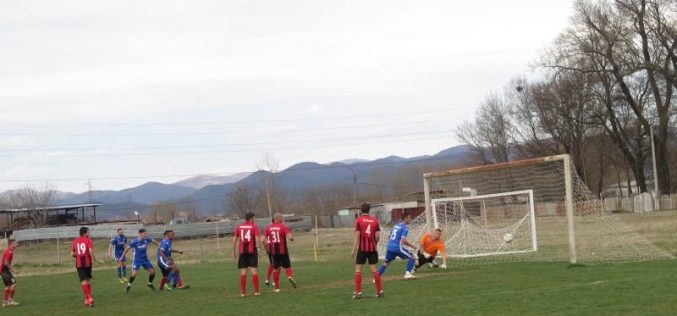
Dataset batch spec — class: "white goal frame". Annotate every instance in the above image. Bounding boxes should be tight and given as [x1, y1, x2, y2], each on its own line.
[431, 190, 538, 258]
[424, 154, 579, 264]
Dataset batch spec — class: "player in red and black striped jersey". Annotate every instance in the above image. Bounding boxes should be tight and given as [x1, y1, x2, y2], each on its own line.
[2, 239, 19, 308]
[232, 212, 265, 297]
[263, 213, 296, 292]
[350, 203, 383, 299]
[71, 227, 98, 307]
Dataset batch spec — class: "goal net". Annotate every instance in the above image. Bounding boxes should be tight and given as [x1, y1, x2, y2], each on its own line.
[432, 190, 537, 258]
[378, 154, 671, 265]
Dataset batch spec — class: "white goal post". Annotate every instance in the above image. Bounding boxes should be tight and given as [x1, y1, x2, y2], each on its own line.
[431, 190, 537, 258]
[394, 153, 673, 265]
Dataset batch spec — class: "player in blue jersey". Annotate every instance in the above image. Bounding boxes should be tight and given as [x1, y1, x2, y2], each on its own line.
[120, 229, 159, 293]
[108, 228, 128, 283]
[377, 212, 418, 279]
[157, 230, 187, 291]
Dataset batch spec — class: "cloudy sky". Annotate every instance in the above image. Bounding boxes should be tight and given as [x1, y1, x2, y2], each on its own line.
[0, 0, 573, 192]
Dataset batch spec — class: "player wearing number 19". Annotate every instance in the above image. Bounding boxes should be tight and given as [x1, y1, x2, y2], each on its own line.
[233, 212, 265, 297]
[263, 212, 296, 293]
[350, 203, 383, 299]
[71, 227, 98, 307]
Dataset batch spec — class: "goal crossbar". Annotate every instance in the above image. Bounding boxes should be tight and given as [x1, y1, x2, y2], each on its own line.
[424, 155, 576, 263]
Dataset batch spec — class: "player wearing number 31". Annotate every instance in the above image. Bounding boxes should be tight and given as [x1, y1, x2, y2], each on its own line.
[71, 227, 98, 307]
[233, 212, 265, 297]
[263, 212, 297, 293]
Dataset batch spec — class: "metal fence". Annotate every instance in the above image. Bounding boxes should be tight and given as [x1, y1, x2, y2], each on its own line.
[11, 216, 313, 242]
[603, 194, 677, 213]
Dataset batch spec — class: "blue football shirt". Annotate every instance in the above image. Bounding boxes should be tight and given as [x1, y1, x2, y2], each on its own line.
[129, 237, 154, 262]
[110, 235, 128, 255]
[387, 222, 409, 252]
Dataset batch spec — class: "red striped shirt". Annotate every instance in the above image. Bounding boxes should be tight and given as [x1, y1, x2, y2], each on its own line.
[1, 247, 13, 268]
[264, 223, 290, 255]
[235, 221, 259, 254]
[354, 215, 380, 252]
[72, 237, 94, 268]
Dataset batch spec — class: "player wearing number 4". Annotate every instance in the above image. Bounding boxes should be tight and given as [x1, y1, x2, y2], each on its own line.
[414, 228, 447, 271]
[233, 212, 265, 297]
[378, 212, 418, 279]
[350, 203, 384, 299]
[263, 212, 296, 293]
[71, 227, 98, 307]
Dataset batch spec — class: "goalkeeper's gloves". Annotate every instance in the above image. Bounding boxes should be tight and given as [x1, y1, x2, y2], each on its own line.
[440, 264, 447, 269]
[422, 252, 432, 259]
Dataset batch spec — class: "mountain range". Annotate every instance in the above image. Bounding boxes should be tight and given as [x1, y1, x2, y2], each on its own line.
[2, 145, 472, 219]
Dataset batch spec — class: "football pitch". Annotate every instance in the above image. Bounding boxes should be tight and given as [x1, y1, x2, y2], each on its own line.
[3, 258, 677, 315]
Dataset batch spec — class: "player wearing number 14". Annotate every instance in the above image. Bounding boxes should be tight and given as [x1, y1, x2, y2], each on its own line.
[233, 212, 265, 297]
[71, 227, 98, 307]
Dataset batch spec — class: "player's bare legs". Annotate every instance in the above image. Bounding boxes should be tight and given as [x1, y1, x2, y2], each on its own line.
[353, 264, 363, 299]
[239, 269, 248, 297]
[147, 268, 156, 290]
[81, 280, 93, 307]
[249, 267, 260, 296]
[126, 267, 155, 292]
[3, 283, 17, 307]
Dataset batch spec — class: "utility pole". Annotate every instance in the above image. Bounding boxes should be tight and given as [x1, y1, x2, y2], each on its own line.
[87, 179, 93, 203]
[343, 164, 358, 206]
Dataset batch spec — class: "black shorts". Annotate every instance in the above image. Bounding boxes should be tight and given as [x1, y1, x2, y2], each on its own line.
[271, 254, 291, 269]
[416, 251, 436, 266]
[159, 264, 171, 277]
[356, 251, 378, 265]
[77, 267, 93, 281]
[238, 253, 258, 269]
[1, 269, 15, 287]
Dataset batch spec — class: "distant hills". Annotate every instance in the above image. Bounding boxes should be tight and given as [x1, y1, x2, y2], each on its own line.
[2, 145, 471, 219]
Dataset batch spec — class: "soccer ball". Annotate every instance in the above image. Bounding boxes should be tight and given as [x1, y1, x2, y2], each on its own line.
[503, 233, 513, 243]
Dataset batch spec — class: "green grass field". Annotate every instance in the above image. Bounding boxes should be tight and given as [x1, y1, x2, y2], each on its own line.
[3, 258, 677, 316]
[4, 210, 677, 316]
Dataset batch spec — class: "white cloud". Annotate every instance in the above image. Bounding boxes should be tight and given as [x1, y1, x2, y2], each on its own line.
[0, 0, 573, 192]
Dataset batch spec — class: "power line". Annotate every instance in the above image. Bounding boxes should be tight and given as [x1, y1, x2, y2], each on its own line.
[0, 108, 470, 128]
[3, 132, 453, 159]
[0, 117, 462, 138]
[1, 130, 451, 153]
[0, 150, 463, 183]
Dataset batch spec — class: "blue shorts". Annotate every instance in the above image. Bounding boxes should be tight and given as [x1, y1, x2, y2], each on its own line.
[384, 247, 414, 263]
[132, 260, 154, 271]
[114, 253, 127, 262]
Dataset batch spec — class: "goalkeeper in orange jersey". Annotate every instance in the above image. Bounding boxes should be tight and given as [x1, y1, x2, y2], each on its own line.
[414, 228, 447, 270]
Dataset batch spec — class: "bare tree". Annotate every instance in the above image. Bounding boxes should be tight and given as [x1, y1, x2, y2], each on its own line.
[227, 183, 256, 218]
[148, 202, 179, 224]
[9, 183, 57, 228]
[456, 92, 513, 164]
[255, 153, 280, 220]
[543, 0, 675, 192]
